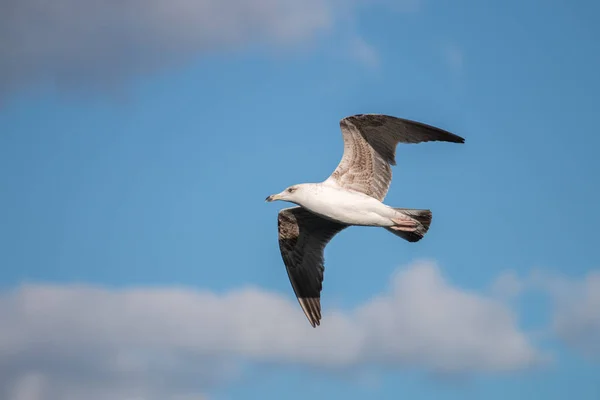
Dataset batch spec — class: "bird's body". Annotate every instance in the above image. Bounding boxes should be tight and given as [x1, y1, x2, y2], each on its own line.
[281, 183, 400, 227]
[266, 113, 465, 327]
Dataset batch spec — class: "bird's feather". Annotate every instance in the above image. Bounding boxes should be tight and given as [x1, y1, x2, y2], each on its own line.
[277, 206, 347, 327]
[325, 114, 465, 201]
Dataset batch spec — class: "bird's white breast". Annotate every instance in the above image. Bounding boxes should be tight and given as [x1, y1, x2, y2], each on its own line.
[298, 184, 395, 226]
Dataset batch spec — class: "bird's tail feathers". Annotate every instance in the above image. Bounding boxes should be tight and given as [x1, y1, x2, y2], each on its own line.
[385, 208, 432, 242]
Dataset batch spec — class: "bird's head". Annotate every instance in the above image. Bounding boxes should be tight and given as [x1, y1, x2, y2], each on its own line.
[265, 184, 304, 204]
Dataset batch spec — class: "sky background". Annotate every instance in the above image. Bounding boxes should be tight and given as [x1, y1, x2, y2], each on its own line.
[1, 0, 599, 399]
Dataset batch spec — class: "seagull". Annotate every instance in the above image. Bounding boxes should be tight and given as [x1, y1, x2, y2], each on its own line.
[266, 114, 465, 327]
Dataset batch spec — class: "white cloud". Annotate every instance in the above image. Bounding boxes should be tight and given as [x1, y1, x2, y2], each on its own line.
[0, 0, 333, 95]
[533, 270, 600, 357]
[0, 261, 542, 399]
[0, 0, 420, 97]
[356, 262, 541, 372]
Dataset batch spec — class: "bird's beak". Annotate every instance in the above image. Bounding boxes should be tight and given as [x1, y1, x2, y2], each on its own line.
[265, 194, 278, 202]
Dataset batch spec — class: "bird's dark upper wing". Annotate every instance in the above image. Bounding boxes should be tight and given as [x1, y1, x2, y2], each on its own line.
[277, 206, 347, 327]
[326, 114, 465, 201]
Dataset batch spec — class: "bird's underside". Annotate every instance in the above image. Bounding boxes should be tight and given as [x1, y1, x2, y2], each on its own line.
[276, 114, 465, 327]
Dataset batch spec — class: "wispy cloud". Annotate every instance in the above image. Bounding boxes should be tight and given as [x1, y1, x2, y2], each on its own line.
[532, 270, 600, 357]
[490, 268, 600, 358]
[442, 42, 464, 74]
[491, 271, 526, 301]
[0, 261, 543, 399]
[349, 37, 380, 69]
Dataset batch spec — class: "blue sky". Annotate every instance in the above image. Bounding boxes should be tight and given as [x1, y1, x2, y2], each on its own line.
[1, 0, 599, 399]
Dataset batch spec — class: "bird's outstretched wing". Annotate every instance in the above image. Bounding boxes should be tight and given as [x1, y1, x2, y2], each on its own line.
[325, 114, 465, 201]
[277, 206, 347, 327]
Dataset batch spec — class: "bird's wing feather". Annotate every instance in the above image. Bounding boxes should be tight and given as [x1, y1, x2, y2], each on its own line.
[325, 114, 465, 201]
[277, 206, 347, 327]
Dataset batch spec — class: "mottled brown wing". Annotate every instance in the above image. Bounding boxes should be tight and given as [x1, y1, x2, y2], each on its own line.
[277, 206, 347, 328]
[326, 114, 465, 201]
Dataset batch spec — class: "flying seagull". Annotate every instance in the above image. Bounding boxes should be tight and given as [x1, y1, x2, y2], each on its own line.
[266, 114, 465, 328]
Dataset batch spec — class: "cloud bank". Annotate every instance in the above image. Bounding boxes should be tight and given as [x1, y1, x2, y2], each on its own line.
[0, 261, 542, 400]
[0, 0, 334, 95]
[0, 0, 420, 96]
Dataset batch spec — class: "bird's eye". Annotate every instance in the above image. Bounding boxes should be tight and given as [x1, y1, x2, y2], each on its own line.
[287, 187, 296, 193]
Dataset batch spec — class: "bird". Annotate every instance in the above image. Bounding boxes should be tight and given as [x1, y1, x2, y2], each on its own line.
[265, 114, 465, 328]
